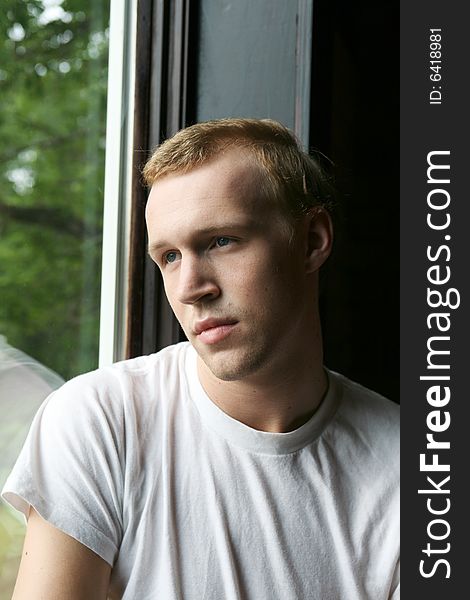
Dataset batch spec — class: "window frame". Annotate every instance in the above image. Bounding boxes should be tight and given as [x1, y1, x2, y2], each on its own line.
[100, 0, 316, 363]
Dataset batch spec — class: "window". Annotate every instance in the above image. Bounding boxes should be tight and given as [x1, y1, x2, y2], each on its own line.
[0, 1, 110, 594]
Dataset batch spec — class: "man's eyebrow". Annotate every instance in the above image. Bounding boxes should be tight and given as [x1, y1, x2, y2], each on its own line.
[147, 222, 260, 256]
[147, 241, 166, 256]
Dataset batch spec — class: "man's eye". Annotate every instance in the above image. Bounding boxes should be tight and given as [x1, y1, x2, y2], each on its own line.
[215, 237, 231, 248]
[164, 251, 179, 264]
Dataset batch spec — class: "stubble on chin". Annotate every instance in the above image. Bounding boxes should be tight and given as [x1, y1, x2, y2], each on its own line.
[196, 342, 274, 383]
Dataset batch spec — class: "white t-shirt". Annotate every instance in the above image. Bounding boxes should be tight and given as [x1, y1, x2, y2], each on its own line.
[2, 342, 400, 599]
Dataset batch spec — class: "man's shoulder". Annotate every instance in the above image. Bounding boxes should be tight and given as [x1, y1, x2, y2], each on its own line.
[44, 342, 193, 419]
[327, 370, 400, 466]
[65, 341, 191, 391]
[331, 370, 399, 424]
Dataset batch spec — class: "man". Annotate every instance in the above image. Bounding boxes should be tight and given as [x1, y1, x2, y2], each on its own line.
[2, 118, 399, 599]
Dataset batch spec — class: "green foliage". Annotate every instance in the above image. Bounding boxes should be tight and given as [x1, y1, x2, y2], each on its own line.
[0, 503, 24, 599]
[0, 1, 110, 379]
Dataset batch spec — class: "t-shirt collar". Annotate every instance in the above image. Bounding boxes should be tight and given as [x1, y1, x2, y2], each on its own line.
[184, 344, 341, 455]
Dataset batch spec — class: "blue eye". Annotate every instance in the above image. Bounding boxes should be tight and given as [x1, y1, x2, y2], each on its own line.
[215, 237, 231, 247]
[164, 251, 178, 264]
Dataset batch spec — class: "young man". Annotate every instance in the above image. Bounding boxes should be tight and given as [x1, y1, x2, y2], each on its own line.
[3, 119, 400, 599]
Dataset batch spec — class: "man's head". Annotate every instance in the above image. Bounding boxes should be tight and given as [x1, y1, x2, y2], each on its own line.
[143, 118, 334, 230]
[144, 118, 333, 383]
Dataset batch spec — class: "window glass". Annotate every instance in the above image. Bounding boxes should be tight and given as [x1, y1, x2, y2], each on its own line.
[196, 0, 298, 128]
[0, 1, 110, 595]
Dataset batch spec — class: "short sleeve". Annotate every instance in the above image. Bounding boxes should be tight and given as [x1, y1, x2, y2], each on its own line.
[1, 373, 124, 566]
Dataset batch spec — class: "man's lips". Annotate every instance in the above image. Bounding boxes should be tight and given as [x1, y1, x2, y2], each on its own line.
[194, 318, 238, 345]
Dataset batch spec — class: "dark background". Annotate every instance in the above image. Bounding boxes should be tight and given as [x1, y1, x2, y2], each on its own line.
[310, 0, 399, 401]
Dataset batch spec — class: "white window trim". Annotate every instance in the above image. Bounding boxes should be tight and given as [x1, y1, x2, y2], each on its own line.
[99, 0, 137, 367]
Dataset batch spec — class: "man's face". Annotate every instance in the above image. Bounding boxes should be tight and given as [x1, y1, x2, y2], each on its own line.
[145, 149, 312, 382]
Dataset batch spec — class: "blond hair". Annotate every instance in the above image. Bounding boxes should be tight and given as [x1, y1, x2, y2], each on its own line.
[143, 118, 334, 221]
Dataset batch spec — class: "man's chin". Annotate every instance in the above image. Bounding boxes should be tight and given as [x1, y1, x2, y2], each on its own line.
[196, 344, 267, 382]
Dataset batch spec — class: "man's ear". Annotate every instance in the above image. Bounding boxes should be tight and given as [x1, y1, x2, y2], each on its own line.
[303, 207, 333, 274]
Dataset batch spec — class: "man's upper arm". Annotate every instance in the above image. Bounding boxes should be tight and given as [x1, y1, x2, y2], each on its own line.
[12, 507, 111, 600]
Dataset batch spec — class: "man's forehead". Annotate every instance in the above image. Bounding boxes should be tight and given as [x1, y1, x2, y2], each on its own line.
[144, 150, 287, 251]
[155, 147, 264, 190]
[146, 151, 270, 216]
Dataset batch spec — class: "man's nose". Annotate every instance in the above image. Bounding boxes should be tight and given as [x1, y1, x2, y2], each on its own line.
[176, 255, 220, 305]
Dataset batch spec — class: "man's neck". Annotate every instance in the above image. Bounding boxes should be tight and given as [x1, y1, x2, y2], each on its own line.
[196, 348, 328, 433]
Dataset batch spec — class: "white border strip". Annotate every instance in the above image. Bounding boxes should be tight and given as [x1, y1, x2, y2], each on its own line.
[99, 0, 137, 367]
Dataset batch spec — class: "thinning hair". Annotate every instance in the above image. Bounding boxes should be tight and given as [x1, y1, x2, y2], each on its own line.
[143, 118, 335, 221]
